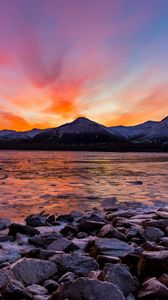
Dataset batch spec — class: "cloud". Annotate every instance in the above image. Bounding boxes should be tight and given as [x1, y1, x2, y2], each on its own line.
[0, 111, 31, 131]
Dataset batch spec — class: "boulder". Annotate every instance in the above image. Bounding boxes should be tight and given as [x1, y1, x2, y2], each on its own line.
[25, 214, 49, 227]
[97, 255, 120, 266]
[8, 223, 39, 237]
[159, 274, 168, 287]
[43, 280, 59, 293]
[50, 278, 125, 300]
[1, 279, 33, 300]
[138, 250, 168, 279]
[91, 238, 134, 258]
[47, 238, 75, 252]
[51, 254, 99, 276]
[102, 263, 138, 296]
[29, 232, 62, 248]
[142, 226, 164, 242]
[27, 284, 48, 295]
[98, 224, 126, 241]
[58, 272, 75, 284]
[138, 277, 168, 299]
[10, 258, 57, 285]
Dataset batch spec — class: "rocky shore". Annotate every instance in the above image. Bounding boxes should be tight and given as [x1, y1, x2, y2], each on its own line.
[0, 199, 168, 299]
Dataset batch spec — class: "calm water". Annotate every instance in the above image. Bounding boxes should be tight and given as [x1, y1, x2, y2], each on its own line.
[0, 151, 168, 221]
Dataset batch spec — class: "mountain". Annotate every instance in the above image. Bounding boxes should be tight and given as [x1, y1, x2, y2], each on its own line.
[0, 116, 167, 151]
[108, 121, 158, 139]
[32, 117, 126, 148]
[141, 116, 168, 143]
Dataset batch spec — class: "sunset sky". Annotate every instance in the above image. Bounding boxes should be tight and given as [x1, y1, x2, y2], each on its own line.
[0, 0, 168, 130]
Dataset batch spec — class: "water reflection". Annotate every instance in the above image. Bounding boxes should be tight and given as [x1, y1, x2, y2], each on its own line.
[0, 151, 167, 221]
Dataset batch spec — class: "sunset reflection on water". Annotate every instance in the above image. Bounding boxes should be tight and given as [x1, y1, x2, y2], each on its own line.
[0, 151, 168, 221]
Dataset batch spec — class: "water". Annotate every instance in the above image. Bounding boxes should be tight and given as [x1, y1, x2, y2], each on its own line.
[0, 151, 167, 221]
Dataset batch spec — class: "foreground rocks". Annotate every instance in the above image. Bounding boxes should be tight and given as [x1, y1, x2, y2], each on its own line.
[0, 204, 168, 299]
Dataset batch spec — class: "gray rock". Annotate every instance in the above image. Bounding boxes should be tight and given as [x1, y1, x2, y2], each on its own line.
[1, 279, 33, 300]
[72, 236, 96, 252]
[43, 280, 59, 293]
[138, 250, 168, 278]
[51, 253, 98, 276]
[27, 284, 48, 295]
[98, 224, 126, 241]
[29, 232, 62, 248]
[92, 238, 134, 257]
[47, 238, 75, 252]
[10, 258, 57, 285]
[58, 272, 75, 284]
[8, 223, 39, 237]
[25, 214, 48, 227]
[138, 277, 168, 299]
[50, 277, 125, 300]
[103, 263, 137, 296]
[97, 255, 120, 266]
[142, 226, 164, 242]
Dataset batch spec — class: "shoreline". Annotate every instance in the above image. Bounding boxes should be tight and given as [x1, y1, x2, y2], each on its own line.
[0, 200, 168, 299]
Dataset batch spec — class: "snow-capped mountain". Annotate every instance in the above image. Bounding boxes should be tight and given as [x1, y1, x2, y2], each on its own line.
[0, 116, 167, 150]
[33, 117, 125, 145]
[141, 116, 168, 143]
[108, 121, 158, 139]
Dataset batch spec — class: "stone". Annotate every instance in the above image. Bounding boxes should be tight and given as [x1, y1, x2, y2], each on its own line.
[0, 218, 11, 231]
[50, 278, 125, 300]
[138, 250, 168, 279]
[1, 279, 33, 300]
[47, 238, 76, 252]
[142, 219, 168, 230]
[156, 210, 168, 219]
[60, 225, 78, 236]
[92, 238, 134, 258]
[142, 226, 164, 242]
[159, 274, 168, 287]
[102, 263, 138, 296]
[43, 280, 59, 293]
[97, 255, 120, 266]
[56, 214, 74, 223]
[138, 277, 168, 299]
[34, 296, 50, 300]
[141, 241, 165, 251]
[125, 227, 140, 240]
[8, 223, 39, 237]
[51, 253, 99, 276]
[107, 210, 135, 221]
[58, 272, 75, 284]
[0, 235, 14, 243]
[10, 258, 57, 285]
[98, 224, 126, 241]
[79, 213, 108, 232]
[29, 232, 62, 248]
[159, 237, 168, 247]
[27, 284, 48, 295]
[25, 214, 48, 227]
[72, 236, 96, 252]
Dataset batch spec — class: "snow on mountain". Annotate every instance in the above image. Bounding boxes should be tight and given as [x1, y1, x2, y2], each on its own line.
[0, 130, 16, 137]
[108, 121, 157, 139]
[34, 117, 125, 144]
[142, 116, 168, 142]
[0, 128, 42, 141]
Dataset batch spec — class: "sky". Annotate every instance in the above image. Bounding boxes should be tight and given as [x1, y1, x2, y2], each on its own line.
[0, 0, 168, 130]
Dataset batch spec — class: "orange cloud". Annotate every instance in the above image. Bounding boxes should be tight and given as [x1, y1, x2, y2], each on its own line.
[0, 112, 31, 131]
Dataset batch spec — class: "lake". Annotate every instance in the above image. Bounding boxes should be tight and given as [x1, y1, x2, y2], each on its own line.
[0, 151, 167, 221]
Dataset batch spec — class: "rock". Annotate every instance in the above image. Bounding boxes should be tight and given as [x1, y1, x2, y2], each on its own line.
[25, 214, 48, 227]
[159, 274, 168, 287]
[138, 250, 168, 279]
[107, 210, 135, 221]
[102, 263, 138, 296]
[138, 277, 168, 299]
[141, 241, 165, 251]
[58, 272, 75, 284]
[142, 219, 168, 230]
[29, 232, 62, 248]
[47, 238, 76, 252]
[51, 253, 99, 276]
[76, 232, 88, 238]
[27, 284, 48, 295]
[126, 294, 136, 300]
[142, 226, 164, 242]
[125, 227, 141, 240]
[72, 236, 96, 252]
[15, 233, 29, 245]
[1, 279, 33, 300]
[8, 223, 39, 237]
[156, 210, 168, 219]
[10, 258, 57, 285]
[98, 224, 126, 241]
[0, 218, 11, 231]
[34, 296, 50, 300]
[50, 277, 125, 300]
[60, 225, 78, 236]
[97, 255, 120, 266]
[43, 280, 59, 293]
[79, 213, 108, 232]
[91, 238, 134, 258]
[56, 214, 74, 223]
[159, 237, 168, 247]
